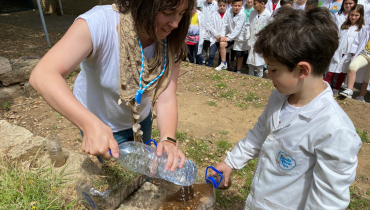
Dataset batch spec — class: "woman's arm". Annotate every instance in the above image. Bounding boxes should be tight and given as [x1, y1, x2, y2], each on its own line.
[155, 61, 186, 172]
[29, 19, 119, 159]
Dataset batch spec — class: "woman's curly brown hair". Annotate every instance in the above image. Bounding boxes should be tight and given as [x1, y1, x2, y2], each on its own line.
[116, 0, 194, 61]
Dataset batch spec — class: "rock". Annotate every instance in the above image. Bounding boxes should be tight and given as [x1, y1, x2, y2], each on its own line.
[0, 57, 11, 75]
[118, 182, 168, 210]
[0, 84, 24, 103]
[22, 82, 37, 97]
[0, 120, 43, 159]
[0, 59, 40, 86]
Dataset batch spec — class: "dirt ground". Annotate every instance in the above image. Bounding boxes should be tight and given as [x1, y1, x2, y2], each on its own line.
[1, 10, 370, 208]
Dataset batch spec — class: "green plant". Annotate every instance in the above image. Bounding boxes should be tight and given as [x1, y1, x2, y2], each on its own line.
[52, 125, 58, 130]
[241, 82, 247, 86]
[0, 151, 76, 209]
[215, 83, 227, 89]
[218, 131, 230, 135]
[356, 129, 369, 143]
[348, 185, 370, 209]
[234, 159, 258, 197]
[216, 140, 232, 153]
[76, 138, 82, 143]
[1, 102, 10, 110]
[175, 131, 188, 143]
[206, 101, 217, 107]
[236, 102, 248, 109]
[212, 74, 223, 81]
[217, 89, 236, 99]
[151, 129, 160, 140]
[244, 92, 259, 102]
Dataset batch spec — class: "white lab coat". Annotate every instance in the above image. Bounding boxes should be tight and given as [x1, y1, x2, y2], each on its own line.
[191, 10, 205, 55]
[221, 8, 247, 51]
[335, 12, 347, 29]
[225, 84, 362, 210]
[208, 11, 225, 46]
[328, 26, 362, 73]
[199, 0, 219, 40]
[245, 9, 271, 66]
[321, 0, 342, 12]
[350, 25, 370, 59]
[293, 2, 306, 10]
[265, 0, 281, 15]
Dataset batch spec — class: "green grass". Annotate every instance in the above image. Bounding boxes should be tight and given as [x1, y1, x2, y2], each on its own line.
[217, 89, 236, 99]
[356, 129, 369, 143]
[244, 92, 259, 102]
[218, 131, 230, 135]
[348, 185, 370, 209]
[212, 74, 223, 81]
[216, 140, 232, 153]
[0, 152, 76, 209]
[236, 102, 249, 109]
[1, 102, 10, 111]
[215, 83, 227, 89]
[206, 101, 217, 107]
[234, 159, 258, 197]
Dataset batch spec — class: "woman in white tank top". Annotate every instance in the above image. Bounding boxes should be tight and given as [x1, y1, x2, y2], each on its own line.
[29, 0, 194, 172]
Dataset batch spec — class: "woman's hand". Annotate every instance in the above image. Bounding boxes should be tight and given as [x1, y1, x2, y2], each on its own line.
[156, 141, 185, 172]
[80, 120, 119, 160]
[212, 162, 233, 187]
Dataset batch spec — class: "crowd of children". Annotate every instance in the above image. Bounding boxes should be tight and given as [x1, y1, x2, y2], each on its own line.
[187, 0, 369, 101]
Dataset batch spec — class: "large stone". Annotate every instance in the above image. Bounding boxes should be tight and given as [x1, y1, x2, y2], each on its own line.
[0, 59, 40, 86]
[0, 57, 11, 75]
[0, 120, 44, 159]
[0, 84, 24, 103]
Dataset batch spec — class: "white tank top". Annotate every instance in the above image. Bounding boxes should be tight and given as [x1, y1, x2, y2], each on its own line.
[74, 5, 156, 132]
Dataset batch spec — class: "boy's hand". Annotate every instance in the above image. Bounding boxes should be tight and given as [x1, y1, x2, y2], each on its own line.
[221, 37, 228, 42]
[212, 162, 233, 187]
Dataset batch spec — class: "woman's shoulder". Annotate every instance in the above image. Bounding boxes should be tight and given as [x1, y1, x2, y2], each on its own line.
[79, 5, 119, 21]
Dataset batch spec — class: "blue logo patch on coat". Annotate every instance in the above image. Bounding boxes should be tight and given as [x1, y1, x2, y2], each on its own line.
[277, 151, 296, 170]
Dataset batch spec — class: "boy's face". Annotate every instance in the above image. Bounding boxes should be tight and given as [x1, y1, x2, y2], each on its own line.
[232, 1, 243, 13]
[207, 0, 214, 3]
[218, 2, 227, 13]
[246, 0, 254, 7]
[283, 3, 293, 7]
[253, 0, 264, 11]
[266, 59, 301, 95]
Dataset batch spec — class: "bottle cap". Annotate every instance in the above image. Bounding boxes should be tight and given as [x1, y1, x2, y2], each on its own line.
[205, 166, 223, 188]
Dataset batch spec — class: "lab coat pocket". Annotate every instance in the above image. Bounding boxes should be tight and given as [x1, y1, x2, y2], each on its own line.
[263, 198, 292, 210]
[275, 140, 302, 176]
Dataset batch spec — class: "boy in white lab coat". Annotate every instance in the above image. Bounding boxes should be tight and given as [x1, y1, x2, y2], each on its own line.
[213, 7, 362, 210]
[208, 0, 228, 67]
[245, 0, 271, 77]
[215, 0, 247, 73]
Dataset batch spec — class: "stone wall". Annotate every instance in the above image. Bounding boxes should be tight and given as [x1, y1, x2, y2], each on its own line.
[0, 56, 39, 104]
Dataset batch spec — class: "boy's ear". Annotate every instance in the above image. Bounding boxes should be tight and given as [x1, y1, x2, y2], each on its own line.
[297, 61, 311, 79]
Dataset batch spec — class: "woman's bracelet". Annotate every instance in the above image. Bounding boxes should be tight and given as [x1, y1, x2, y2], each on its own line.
[160, 137, 178, 147]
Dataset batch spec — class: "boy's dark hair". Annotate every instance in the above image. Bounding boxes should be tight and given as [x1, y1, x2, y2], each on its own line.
[232, 0, 243, 3]
[255, 0, 268, 5]
[306, 0, 318, 6]
[280, 0, 294, 6]
[341, 4, 364, 30]
[218, 0, 227, 4]
[255, 7, 339, 76]
[338, 0, 357, 15]
[116, 0, 194, 61]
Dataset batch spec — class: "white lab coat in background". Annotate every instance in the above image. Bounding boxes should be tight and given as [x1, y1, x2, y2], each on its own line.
[265, 0, 281, 15]
[193, 10, 205, 55]
[335, 12, 347, 29]
[221, 8, 247, 51]
[199, 0, 219, 40]
[328, 26, 363, 73]
[225, 84, 362, 210]
[208, 11, 225, 46]
[350, 25, 370, 59]
[245, 9, 271, 66]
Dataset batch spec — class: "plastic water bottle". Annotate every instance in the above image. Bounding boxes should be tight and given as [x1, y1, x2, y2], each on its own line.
[205, 166, 232, 190]
[115, 141, 198, 186]
[46, 134, 65, 167]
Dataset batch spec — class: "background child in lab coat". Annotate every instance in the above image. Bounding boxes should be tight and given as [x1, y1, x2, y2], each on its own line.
[325, 5, 365, 95]
[335, 0, 357, 27]
[245, 0, 271, 77]
[208, 0, 227, 67]
[293, 0, 306, 10]
[215, 0, 247, 73]
[186, 3, 204, 65]
[213, 7, 361, 210]
[272, 0, 294, 15]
